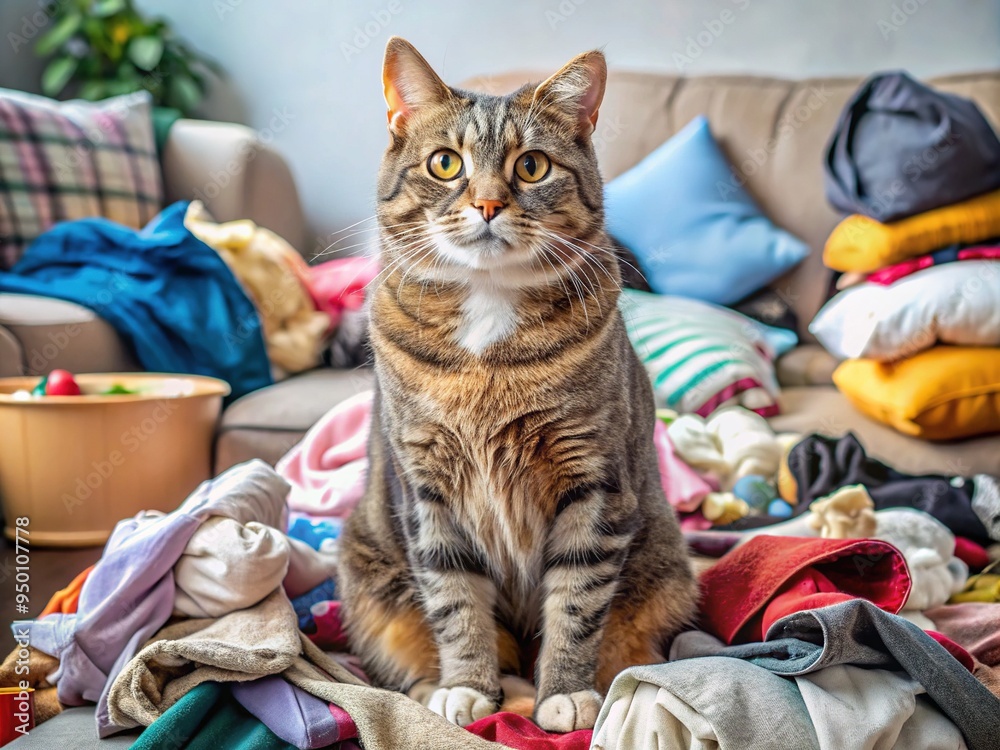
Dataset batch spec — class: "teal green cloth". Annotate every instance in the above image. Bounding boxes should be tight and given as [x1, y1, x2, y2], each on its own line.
[132, 682, 295, 750]
[152, 106, 183, 157]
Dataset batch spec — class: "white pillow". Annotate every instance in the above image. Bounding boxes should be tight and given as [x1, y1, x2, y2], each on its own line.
[810, 261, 1000, 361]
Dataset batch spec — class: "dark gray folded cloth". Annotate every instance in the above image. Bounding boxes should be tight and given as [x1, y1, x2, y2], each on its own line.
[824, 71, 1000, 221]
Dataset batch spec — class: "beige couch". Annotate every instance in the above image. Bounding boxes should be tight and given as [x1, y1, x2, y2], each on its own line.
[2, 71, 999, 486]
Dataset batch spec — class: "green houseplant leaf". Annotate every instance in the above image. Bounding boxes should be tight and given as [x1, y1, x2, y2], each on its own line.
[166, 74, 202, 113]
[41, 56, 79, 96]
[92, 0, 128, 18]
[127, 36, 164, 70]
[34, 12, 83, 56]
[33, 0, 220, 116]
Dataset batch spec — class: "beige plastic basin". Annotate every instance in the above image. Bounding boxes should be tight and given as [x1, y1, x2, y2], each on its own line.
[0, 373, 229, 547]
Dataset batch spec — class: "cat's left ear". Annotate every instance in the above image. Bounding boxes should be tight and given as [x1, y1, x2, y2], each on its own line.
[533, 50, 607, 136]
[383, 37, 452, 136]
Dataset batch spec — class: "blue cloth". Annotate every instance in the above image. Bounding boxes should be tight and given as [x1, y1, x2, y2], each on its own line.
[287, 517, 342, 550]
[0, 202, 271, 401]
[291, 578, 337, 632]
[605, 116, 810, 305]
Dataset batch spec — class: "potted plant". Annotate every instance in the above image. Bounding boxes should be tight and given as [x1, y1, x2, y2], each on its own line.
[35, 0, 220, 117]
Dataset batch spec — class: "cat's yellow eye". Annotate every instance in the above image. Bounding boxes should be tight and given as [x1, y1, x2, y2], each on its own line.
[427, 149, 464, 181]
[515, 151, 551, 183]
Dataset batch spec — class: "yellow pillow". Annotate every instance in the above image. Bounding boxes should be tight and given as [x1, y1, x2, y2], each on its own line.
[833, 347, 1000, 440]
[823, 188, 1000, 273]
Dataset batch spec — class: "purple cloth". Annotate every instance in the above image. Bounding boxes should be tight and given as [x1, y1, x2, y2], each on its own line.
[18, 460, 291, 738]
[233, 677, 356, 748]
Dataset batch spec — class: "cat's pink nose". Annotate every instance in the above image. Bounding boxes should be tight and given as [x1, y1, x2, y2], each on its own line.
[473, 198, 505, 222]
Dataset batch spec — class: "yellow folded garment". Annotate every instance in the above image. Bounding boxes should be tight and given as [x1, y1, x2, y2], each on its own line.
[833, 346, 1000, 440]
[185, 202, 330, 377]
[824, 188, 1000, 272]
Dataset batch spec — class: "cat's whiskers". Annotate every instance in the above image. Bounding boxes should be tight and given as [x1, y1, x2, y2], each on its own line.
[314, 220, 425, 258]
[364, 232, 435, 296]
[556, 231, 647, 286]
[540, 228, 623, 303]
[538, 240, 591, 331]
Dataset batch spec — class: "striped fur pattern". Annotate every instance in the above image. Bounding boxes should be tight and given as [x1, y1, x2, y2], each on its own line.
[337, 37, 697, 732]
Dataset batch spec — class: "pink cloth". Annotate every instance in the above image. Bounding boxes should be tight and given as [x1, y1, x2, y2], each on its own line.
[276, 390, 372, 517]
[306, 257, 379, 329]
[866, 246, 1000, 285]
[278, 392, 708, 518]
[654, 419, 714, 512]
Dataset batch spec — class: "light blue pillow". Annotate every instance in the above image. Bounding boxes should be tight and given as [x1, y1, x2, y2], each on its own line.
[604, 115, 810, 305]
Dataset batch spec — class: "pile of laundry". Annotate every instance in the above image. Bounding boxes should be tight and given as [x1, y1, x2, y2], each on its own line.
[814, 71, 1000, 441]
[6, 392, 1000, 749]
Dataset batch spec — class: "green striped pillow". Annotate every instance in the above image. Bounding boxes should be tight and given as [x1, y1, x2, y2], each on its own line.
[620, 289, 787, 417]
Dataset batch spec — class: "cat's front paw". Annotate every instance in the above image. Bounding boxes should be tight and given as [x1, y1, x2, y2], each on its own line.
[535, 689, 603, 732]
[428, 686, 498, 726]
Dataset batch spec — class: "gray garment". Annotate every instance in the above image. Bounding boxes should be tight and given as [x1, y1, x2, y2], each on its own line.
[592, 658, 964, 750]
[824, 71, 1000, 221]
[667, 600, 1000, 750]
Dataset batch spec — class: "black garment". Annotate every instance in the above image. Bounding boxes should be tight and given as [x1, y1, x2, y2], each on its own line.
[729, 287, 799, 334]
[824, 71, 1000, 221]
[726, 432, 990, 543]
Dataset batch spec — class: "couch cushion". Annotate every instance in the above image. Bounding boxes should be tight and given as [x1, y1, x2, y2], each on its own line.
[775, 345, 838, 388]
[770, 386, 1000, 476]
[215, 367, 373, 472]
[0, 89, 163, 269]
[0, 294, 139, 375]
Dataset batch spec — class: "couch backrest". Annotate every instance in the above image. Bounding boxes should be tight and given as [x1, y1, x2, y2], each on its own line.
[461, 70, 1000, 337]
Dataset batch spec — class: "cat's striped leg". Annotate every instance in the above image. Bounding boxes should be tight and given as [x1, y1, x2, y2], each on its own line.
[412, 503, 503, 725]
[533, 488, 635, 732]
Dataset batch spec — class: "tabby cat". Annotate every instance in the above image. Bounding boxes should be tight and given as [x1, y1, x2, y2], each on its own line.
[337, 37, 697, 733]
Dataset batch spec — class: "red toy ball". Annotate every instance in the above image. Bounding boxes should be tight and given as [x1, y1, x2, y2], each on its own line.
[45, 369, 82, 396]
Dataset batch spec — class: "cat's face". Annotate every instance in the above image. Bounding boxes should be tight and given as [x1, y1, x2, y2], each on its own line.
[376, 38, 607, 284]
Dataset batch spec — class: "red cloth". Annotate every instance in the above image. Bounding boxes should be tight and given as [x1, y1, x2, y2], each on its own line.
[308, 600, 349, 651]
[465, 713, 592, 750]
[927, 631, 976, 673]
[699, 536, 911, 644]
[953, 536, 991, 571]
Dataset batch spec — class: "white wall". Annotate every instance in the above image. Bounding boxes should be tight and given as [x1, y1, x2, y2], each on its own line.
[3, 0, 999, 253]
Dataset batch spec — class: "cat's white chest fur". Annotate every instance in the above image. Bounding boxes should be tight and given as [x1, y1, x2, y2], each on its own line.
[455, 282, 519, 354]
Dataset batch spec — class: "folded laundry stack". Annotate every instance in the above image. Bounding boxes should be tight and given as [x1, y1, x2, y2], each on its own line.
[814, 71, 1000, 441]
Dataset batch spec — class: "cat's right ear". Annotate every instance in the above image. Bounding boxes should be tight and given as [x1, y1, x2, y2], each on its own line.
[382, 37, 451, 136]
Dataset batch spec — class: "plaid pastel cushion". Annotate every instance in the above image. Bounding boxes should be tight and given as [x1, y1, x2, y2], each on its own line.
[0, 89, 163, 269]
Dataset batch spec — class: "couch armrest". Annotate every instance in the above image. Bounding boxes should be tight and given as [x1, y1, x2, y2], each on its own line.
[0, 294, 140, 376]
[160, 119, 307, 253]
[0, 325, 23, 377]
[775, 344, 840, 388]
